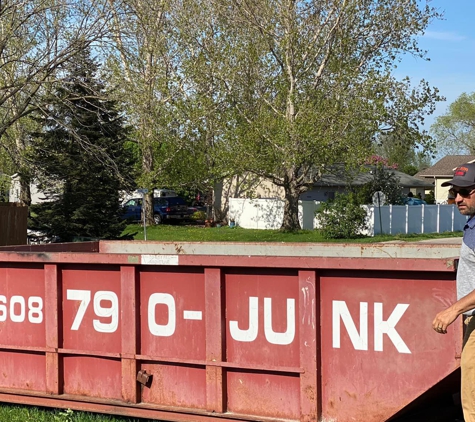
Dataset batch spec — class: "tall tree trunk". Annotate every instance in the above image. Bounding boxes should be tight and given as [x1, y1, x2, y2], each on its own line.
[15, 128, 31, 206]
[281, 174, 302, 231]
[141, 141, 155, 226]
[19, 176, 31, 206]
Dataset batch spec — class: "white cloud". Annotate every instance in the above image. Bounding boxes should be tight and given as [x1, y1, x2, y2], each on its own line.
[423, 31, 467, 42]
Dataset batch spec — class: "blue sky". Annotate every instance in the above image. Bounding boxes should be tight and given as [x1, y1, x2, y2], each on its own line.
[396, 0, 475, 133]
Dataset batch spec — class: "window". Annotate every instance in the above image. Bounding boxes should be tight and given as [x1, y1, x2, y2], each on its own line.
[125, 199, 142, 206]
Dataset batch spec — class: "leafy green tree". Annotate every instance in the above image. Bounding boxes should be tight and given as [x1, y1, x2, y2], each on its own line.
[374, 131, 432, 176]
[29, 47, 134, 241]
[431, 92, 475, 155]
[0, 173, 10, 202]
[316, 192, 368, 239]
[184, 0, 441, 230]
[105, 0, 203, 225]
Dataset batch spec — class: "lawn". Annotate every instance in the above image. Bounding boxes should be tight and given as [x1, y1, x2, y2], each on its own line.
[122, 222, 463, 243]
[0, 405, 153, 422]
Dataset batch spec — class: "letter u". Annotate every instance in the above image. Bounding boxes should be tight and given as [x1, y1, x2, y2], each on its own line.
[264, 298, 295, 345]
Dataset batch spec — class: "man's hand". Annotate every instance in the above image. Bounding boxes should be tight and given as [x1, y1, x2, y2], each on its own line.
[432, 307, 460, 334]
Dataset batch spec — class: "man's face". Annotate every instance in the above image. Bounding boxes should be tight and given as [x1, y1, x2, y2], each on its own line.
[451, 186, 475, 216]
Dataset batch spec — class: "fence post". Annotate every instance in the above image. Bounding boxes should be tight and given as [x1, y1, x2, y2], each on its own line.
[405, 205, 409, 234]
[437, 204, 440, 233]
[452, 205, 455, 231]
[421, 204, 424, 234]
[389, 205, 392, 235]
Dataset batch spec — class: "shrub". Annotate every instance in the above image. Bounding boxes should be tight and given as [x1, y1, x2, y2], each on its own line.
[424, 190, 435, 204]
[315, 192, 368, 239]
[191, 210, 207, 221]
[357, 163, 404, 205]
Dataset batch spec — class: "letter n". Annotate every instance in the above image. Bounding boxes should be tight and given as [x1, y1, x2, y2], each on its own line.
[332, 300, 368, 351]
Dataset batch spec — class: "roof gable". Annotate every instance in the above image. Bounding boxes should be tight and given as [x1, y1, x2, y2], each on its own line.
[415, 155, 475, 177]
[314, 165, 434, 188]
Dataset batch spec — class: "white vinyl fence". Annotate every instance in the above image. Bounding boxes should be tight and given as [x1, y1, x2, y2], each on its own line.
[228, 198, 467, 236]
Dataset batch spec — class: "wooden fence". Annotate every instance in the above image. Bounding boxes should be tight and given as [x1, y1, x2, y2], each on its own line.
[0, 203, 28, 246]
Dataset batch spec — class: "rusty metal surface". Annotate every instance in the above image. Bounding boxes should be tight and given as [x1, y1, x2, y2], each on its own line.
[62, 265, 122, 354]
[0, 242, 463, 422]
[98, 240, 462, 260]
[62, 355, 122, 399]
[139, 268, 206, 360]
[0, 239, 462, 259]
[140, 362, 207, 409]
[226, 370, 301, 419]
[0, 264, 45, 348]
[320, 270, 463, 422]
[0, 251, 458, 273]
[0, 241, 100, 253]
[0, 351, 46, 391]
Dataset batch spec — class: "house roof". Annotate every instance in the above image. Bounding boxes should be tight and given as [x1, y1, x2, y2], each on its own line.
[415, 155, 475, 178]
[313, 165, 434, 189]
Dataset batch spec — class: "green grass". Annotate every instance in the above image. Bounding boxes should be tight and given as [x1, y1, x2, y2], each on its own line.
[122, 223, 463, 243]
[0, 405, 156, 422]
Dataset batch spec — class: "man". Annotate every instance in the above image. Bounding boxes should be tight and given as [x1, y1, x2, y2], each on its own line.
[433, 162, 475, 422]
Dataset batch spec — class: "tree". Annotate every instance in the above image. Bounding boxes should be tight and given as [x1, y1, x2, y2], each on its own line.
[374, 131, 432, 175]
[0, 0, 111, 204]
[29, 47, 133, 241]
[431, 92, 475, 155]
[184, 0, 441, 230]
[357, 156, 404, 205]
[172, 1, 250, 220]
[105, 0, 204, 225]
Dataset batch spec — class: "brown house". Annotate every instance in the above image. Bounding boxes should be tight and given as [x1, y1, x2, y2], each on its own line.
[415, 155, 475, 203]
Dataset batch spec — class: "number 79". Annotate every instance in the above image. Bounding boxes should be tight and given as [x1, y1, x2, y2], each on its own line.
[67, 290, 119, 333]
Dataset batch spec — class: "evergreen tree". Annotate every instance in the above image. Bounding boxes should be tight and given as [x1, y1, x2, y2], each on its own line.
[29, 47, 134, 241]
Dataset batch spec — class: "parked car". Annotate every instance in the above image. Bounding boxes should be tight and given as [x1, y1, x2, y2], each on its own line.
[121, 196, 192, 224]
[403, 197, 427, 205]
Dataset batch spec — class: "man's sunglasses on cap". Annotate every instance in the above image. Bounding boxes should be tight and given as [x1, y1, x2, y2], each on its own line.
[449, 187, 475, 197]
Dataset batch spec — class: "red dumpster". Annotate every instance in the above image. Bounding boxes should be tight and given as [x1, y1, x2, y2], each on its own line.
[0, 240, 463, 422]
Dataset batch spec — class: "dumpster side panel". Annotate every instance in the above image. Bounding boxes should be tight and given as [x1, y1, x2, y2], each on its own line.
[224, 269, 302, 419]
[0, 265, 45, 347]
[61, 266, 121, 354]
[0, 246, 462, 422]
[226, 370, 301, 419]
[225, 269, 300, 368]
[62, 356, 122, 399]
[321, 270, 461, 422]
[139, 268, 206, 360]
[140, 362, 207, 409]
[0, 351, 46, 391]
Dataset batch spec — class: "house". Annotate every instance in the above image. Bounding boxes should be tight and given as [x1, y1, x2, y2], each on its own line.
[299, 165, 434, 201]
[9, 174, 51, 204]
[415, 155, 475, 203]
[216, 165, 434, 213]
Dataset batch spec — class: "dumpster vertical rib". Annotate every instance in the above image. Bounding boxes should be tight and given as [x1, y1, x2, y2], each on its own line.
[299, 270, 319, 422]
[205, 268, 225, 413]
[45, 264, 60, 395]
[120, 265, 139, 403]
